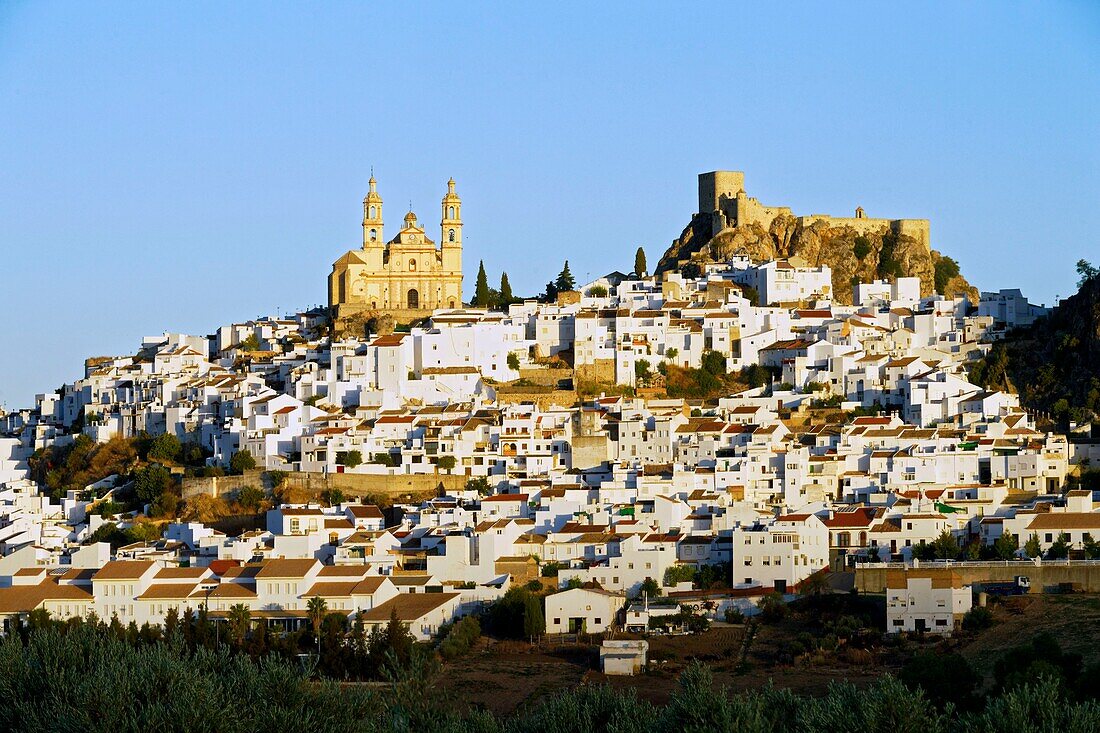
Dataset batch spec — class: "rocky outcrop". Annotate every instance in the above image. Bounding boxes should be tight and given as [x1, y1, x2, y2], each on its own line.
[656, 215, 978, 305]
[332, 310, 395, 339]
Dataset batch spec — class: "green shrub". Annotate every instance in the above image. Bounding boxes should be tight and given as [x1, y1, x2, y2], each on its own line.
[466, 476, 492, 495]
[934, 256, 961, 295]
[663, 565, 696, 586]
[133, 463, 173, 504]
[236, 485, 264, 511]
[724, 607, 746, 624]
[336, 450, 363, 468]
[587, 285, 608, 298]
[962, 606, 994, 632]
[89, 500, 124, 517]
[150, 491, 180, 518]
[147, 433, 182, 462]
[229, 449, 256, 474]
[853, 235, 872, 260]
[438, 615, 482, 661]
[757, 593, 788, 623]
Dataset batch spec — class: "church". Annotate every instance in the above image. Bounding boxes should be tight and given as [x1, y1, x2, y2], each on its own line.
[329, 176, 464, 322]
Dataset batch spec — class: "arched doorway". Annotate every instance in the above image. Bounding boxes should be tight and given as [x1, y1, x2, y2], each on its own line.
[407, 288, 419, 309]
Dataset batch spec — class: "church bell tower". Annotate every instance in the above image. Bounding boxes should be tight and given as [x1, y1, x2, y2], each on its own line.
[362, 175, 384, 270]
[440, 177, 462, 273]
[363, 175, 384, 247]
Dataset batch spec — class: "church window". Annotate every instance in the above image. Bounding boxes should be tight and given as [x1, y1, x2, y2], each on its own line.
[407, 289, 419, 309]
[448, 228, 455, 242]
[369, 228, 377, 241]
[409, 259, 416, 272]
[369, 205, 376, 219]
[448, 205, 455, 219]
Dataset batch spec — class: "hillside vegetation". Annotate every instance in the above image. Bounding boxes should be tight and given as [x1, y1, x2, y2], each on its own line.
[1, 627, 1099, 733]
[970, 261, 1100, 426]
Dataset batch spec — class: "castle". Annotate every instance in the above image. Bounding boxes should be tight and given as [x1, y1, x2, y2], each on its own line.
[697, 171, 930, 250]
[329, 176, 464, 322]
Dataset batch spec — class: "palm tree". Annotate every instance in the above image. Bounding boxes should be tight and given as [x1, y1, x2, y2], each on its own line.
[306, 596, 328, 654]
[226, 603, 251, 646]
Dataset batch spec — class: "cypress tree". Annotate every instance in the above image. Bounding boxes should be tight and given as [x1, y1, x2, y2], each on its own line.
[523, 593, 545, 638]
[474, 260, 492, 307]
[499, 272, 513, 306]
[554, 260, 575, 292]
[634, 246, 647, 276]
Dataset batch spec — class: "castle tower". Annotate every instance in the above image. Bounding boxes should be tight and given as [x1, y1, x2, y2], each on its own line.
[440, 177, 462, 273]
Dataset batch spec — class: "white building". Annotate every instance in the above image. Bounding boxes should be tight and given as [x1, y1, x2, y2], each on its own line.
[885, 568, 972, 634]
[545, 587, 625, 634]
[731, 513, 829, 593]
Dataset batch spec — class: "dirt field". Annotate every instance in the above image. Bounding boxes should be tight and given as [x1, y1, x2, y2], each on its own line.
[435, 594, 1100, 718]
[436, 623, 889, 717]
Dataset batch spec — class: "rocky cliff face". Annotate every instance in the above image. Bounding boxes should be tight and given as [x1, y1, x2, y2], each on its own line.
[656, 213, 977, 305]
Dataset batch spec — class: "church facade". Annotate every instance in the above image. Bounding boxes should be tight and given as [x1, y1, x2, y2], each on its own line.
[329, 177, 463, 322]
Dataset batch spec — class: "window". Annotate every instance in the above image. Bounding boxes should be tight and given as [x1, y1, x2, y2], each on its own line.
[409, 259, 417, 272]
[369, 205, 376, 219]
[369, 228, 378, 241]
[594, 617, 601, 625]
[448, 205, 455, 219]
[553, 618, 560, 625]
[448, 228, 455, 242]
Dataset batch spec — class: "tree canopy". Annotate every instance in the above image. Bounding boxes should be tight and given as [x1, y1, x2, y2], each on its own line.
[474, 260, 492, 307]
[554, 261, 575, 292]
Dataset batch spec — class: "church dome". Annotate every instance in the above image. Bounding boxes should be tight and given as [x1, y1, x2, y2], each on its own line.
[403, 211, 418, 227]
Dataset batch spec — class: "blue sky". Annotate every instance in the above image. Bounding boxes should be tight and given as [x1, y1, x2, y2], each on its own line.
[1, 1, 1098, 409]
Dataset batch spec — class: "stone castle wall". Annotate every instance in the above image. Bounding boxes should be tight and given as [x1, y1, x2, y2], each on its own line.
[698, 170, 930, 252]
[183, 469, 466, 503]
[575, 359, 617, 385]
[856, 561, 1100, 594]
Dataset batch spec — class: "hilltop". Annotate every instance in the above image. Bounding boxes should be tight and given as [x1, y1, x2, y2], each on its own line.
[654, 171, 977, 305]
[657, 212, 977, 305]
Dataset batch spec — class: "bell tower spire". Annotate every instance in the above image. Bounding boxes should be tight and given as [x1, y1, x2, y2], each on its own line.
[441, 177, 462, 272]
[362, 172, 384, 248]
